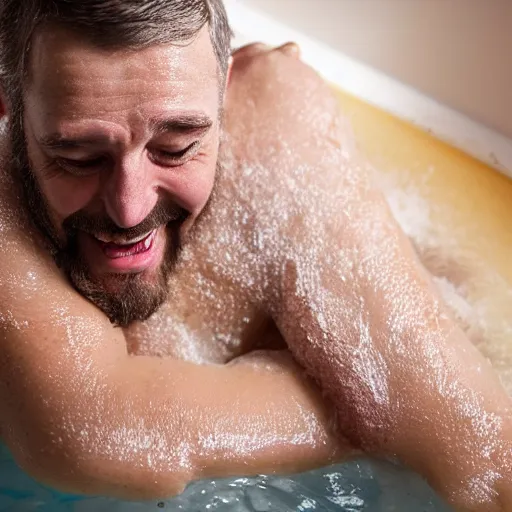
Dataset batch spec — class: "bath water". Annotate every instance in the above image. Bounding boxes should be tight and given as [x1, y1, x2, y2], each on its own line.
[0, 443, 450, 511]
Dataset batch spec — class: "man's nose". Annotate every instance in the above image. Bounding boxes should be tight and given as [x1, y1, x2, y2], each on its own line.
[102, 159, 158, 229]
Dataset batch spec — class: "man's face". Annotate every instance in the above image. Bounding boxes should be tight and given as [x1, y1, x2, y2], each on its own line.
[16, 25, 223, 326]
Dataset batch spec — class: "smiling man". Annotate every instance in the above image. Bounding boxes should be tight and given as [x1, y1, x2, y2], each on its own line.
[0, 1, 511, 511]
[12, 13, 224, 327]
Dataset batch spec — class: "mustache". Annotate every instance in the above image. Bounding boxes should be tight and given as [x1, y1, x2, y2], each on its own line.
[62, 201, 189, 241]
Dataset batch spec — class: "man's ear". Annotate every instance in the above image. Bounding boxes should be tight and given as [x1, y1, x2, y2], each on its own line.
[224, 55, 233, 92]
[220, 55, 234, 110]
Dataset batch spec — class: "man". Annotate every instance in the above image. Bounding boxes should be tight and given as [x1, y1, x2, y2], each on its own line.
[0, 1, 510, 510]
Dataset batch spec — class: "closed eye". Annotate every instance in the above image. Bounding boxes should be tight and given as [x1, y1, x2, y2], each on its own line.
[151, 141, 200, 167]
[56, 156, 106, 176]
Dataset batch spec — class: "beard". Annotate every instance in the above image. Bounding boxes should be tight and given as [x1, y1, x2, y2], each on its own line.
[8, 115, 200, 327]
[59, 206, 187, 328]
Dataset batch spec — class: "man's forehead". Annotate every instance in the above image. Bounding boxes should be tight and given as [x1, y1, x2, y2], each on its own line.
[25, 24, 220, 121]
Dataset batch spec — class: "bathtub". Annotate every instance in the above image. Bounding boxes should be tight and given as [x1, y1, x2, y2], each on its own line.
[226, 0, 512, 177]
[226, 0, 512, 303]
[2, 1, 511, 511]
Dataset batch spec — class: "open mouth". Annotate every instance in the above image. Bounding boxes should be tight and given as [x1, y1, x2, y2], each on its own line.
[96, 229, 157, 259]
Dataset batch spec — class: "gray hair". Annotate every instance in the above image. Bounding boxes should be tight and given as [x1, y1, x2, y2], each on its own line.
[0, 0, 232, 112]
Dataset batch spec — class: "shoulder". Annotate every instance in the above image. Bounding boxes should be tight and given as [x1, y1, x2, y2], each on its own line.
[0, 128, 95, 327]
[225, 46, 338, 140]
[0, 129, 51, 269]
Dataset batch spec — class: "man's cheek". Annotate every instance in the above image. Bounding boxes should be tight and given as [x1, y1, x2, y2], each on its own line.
[38, 174, 99, 219]
[162, 161, 216, 217]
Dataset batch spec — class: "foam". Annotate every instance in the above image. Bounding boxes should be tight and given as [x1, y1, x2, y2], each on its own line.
[379, 170, 512, 394]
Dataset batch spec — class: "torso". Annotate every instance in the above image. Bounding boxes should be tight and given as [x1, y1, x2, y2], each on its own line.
[122, 152, 287, 363]
[122, 247, 285, 363]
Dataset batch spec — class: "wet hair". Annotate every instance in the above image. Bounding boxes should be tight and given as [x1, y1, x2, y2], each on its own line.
[0, 0, 232, 115]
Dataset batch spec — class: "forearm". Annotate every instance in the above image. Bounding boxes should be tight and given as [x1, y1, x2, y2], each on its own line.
[119, 352, 346, 492]
[1, 243, 347, 500]
[382, 326, 512, 511]
[8, 349, 347, 500]
[358, 226, 512, 510]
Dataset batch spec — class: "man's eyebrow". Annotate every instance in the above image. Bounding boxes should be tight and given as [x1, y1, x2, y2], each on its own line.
[38, 135, 108, 150]
[38, 114, 214, 149]
[150, 114, 214, 135]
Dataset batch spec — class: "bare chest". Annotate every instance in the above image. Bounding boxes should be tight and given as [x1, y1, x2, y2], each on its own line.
[122, 240, 284, 364]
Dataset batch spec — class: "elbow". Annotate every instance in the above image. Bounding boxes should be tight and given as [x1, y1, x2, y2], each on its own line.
[70, 452, 197, 500]
[12, 432, 198, 500]
[2, 358, 201, 500]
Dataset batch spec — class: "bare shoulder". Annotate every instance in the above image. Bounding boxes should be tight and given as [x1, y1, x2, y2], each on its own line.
[222, 45, 364, 213]
[0, 128, 120, 449]
[0, 130, 68, 303]
[214, 47, 367, 289]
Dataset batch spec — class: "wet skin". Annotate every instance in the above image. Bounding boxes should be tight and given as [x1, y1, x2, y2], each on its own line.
[0, 28, 511, 512]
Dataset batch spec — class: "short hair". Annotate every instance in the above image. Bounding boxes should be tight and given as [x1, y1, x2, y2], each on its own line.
[0, 0, 232, 112]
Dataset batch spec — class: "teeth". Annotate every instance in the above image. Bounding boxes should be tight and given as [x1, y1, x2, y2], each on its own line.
[142, 231, 155, 250]
[95, 229, 155, 245]
[120, 230, 154, 245]
[95, 233, 114, 243]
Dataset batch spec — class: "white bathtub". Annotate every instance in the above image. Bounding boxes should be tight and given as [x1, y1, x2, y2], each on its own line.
[225, 0, 512, 178]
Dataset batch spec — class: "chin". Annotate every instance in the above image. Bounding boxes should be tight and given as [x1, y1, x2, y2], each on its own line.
[72, 268, 170, 327]
[101, 265, 164, 292]
[57, 223, 182, 326]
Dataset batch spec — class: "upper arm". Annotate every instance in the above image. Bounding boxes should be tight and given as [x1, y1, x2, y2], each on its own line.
[0, 177, 128, 484]
[0, 199, 203, 497]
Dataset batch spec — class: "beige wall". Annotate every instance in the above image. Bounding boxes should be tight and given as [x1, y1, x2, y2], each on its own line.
[243, 0, 512, 139]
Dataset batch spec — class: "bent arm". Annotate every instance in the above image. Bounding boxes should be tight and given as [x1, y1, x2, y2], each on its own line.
[0, 226, 347, 500]
[222, 49, 512, 509]
[272, 161, 512, 510]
